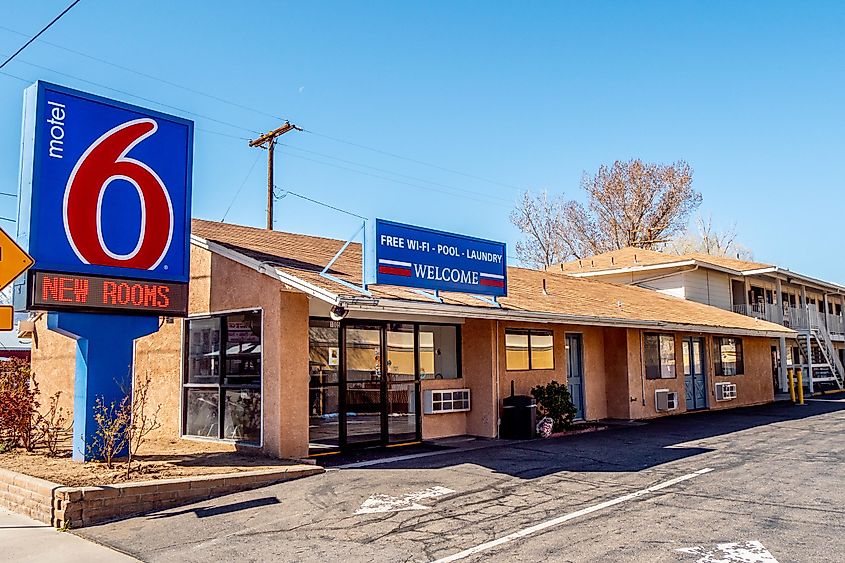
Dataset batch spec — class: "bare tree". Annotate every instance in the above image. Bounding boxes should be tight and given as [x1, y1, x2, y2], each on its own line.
[511, 160, 701, 267]
[509, 190, 570, 269]
[669, 214, 753, 259]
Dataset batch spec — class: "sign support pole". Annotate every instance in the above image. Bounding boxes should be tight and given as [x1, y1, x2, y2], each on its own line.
[48, 312, 160, 462]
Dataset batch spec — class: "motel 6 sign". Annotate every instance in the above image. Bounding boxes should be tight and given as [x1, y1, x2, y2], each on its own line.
[16, 82, 193, 316]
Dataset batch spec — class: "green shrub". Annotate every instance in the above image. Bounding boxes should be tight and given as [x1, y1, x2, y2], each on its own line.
[531, 380, 577, 432]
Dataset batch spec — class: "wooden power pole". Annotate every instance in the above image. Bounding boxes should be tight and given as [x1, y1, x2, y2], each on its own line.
[249, 122, 300, 230]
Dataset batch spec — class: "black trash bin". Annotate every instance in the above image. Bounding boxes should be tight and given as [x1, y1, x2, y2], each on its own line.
[500, 392, 537, 440]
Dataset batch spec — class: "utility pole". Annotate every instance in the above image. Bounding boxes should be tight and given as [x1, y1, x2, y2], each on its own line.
[249, 122, 301, 230]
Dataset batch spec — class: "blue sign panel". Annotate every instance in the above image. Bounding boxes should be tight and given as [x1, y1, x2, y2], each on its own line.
[17, 81, 193, 284]
[370, 219, 507, 297]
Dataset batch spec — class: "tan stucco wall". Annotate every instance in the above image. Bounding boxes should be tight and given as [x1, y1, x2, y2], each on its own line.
[626, 329, 776, 419]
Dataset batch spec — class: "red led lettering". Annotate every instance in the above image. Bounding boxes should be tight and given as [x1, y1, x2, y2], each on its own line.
[58, 277, 74, 302]
[43, 276, 60, 301]
[156, 285, 170, 308]
[74, 278, 89, 303]
[103, 281, 117, 304]
[117, 283, 131, 305]
[129, 284, 143, 306]
[143, 285, 157, 307]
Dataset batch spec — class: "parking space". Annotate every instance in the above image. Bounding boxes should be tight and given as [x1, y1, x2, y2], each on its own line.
[75, 399, 845, 562]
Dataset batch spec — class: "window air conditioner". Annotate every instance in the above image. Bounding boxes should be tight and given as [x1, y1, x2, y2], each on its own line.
[655, 389, 678, 412]
[715, 382, 737, 401]
[424, 389, 471, 414]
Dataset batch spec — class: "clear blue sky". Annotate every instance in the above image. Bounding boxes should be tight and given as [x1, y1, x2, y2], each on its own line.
[1, 1, 844, 280]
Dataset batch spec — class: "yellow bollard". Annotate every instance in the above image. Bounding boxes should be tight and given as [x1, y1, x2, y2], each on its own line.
[787, 368, 796, 403]
[796, 367, 805, 405]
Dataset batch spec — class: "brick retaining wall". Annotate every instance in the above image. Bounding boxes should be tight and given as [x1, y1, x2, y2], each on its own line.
[1, 465, 323, 528]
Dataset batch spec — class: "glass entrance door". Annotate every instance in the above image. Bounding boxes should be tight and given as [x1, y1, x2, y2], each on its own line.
[344, 325, 383, 445]
[386, 324, 419, 443]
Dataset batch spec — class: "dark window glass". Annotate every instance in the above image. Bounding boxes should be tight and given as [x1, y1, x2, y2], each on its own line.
[645, 333, 676, 379]
[715, 337, 744, 376]
[187, 317, 221, 384]
[183, 310, 262, 444]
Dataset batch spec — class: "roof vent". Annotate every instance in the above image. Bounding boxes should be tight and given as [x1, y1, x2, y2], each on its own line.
[611, 256, 615, 265]
[634, 254, 638, 263]
[578, 260, 583, 268]
[591, 260, 595, 267]
[559, 264, 564, 271]
[542, 278, 549, 296]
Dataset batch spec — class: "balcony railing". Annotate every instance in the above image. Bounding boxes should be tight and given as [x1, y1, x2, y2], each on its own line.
[732, 303, 845, 336]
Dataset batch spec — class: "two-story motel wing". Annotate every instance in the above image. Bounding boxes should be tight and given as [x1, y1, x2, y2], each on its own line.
[555, 248, 845, 395]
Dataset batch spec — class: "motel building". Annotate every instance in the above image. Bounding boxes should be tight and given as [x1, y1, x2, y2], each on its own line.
[28, 220, 794, 460]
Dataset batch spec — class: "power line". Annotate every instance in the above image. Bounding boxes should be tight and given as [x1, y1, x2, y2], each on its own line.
[0, 25, 526, 196]
[302, 129, 525, 193]
[0, 192, 16, 198]
[282, 151, 513, 208]
[279, 143, 514, 205]
[221, 152, 263, 222]
[274, 189, 368, 221]
[0, 24, 292, 124]
[0, 0, 82, 70]
[14, 58, 260, 134]
[0, 217, 15, 223]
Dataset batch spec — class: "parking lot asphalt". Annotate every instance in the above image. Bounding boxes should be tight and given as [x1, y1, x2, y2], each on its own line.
[75, 397, 845, 562]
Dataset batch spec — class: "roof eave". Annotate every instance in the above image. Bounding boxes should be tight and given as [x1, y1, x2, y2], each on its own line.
[190, 235, 341, 305]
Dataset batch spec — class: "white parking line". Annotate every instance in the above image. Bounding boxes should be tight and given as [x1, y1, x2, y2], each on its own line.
[430, 467, 715, 563]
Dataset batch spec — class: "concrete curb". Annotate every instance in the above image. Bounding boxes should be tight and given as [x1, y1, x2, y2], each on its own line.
[0, 464, 324, 529]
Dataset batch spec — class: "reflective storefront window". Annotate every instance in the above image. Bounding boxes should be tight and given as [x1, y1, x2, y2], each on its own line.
[183, 310, 262, 444]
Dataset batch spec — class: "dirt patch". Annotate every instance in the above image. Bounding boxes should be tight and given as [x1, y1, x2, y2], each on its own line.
[0, 438, 305, 487]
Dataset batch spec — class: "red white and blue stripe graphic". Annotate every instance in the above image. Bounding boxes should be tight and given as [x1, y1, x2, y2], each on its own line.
[378, 259, 412, 277]
[479, 272, 505, 288]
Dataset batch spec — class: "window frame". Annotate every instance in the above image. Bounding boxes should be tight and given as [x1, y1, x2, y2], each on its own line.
[644, 332, 677, 380]
[714, 336, 744, 376]
[505, 329, 556, 371]
[182, 308, 263, 445]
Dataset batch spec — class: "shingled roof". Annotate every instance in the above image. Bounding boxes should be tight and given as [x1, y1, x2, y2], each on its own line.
[191, 219, 793, 337]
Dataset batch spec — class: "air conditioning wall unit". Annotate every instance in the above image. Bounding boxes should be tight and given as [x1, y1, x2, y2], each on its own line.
[654, 389, 678, 412]
[423, 389, 471, 414]
[715, 382, 737, 401]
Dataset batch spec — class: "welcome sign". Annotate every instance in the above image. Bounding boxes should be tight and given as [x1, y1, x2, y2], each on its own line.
[369, 219, 507, 297]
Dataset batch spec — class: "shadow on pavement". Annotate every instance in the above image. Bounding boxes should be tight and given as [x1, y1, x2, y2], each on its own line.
[357, 399, 845, 479]
[147, 496, 280, 519]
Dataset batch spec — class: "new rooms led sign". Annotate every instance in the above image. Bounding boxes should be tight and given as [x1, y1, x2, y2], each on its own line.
[17, 81, 193, 316]
[368, 219, 507, 297]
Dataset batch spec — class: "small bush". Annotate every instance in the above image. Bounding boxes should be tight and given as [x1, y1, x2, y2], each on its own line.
[531, 380, 578, 432]
[0, 358, 40, 450]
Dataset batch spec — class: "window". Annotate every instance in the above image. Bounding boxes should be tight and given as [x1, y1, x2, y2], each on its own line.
[424, 389, 470, 414]
[714, 337, 744, 376]
[505, 329, 555, 370]
[419, 324, 460, 380]
[183, 310, 262, 444]
[644, 333, 676, 379]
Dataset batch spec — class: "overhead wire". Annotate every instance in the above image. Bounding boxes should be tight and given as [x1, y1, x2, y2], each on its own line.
[0, 0, 82, 70]
[279, 143, 514, 205]
[0, 25, 525, 197]
[221, 152, 263, 222]
[274, 189, 368, 221]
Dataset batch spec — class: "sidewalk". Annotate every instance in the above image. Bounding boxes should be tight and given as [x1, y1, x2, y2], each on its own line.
[0, 507, 137, 563]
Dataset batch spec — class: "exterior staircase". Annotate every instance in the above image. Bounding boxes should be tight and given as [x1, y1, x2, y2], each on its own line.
[796, 325, 845, 391]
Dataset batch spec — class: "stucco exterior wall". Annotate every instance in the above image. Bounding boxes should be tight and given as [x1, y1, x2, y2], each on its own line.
[625, 329, 776, 419]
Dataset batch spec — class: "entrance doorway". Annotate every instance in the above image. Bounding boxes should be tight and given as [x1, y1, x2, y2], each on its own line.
[343, 323, 420, 447]
[683, 337, 707, 410]
[565, 333, 585, 420]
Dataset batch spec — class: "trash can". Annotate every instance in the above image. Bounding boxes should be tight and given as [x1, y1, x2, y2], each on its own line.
[500, 393, 537, 440]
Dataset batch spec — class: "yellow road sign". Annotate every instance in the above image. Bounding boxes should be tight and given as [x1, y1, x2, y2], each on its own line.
[0, 227, 33, 291]
[0, 306, 11, 331]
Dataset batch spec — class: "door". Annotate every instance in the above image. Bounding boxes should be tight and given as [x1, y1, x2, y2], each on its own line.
[683, 337, 707, 410]
[385, 324, 419, 444]
[343, 324, 383, 445]
[566, 334, 585, 420]
[342, 322, 420, 448]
